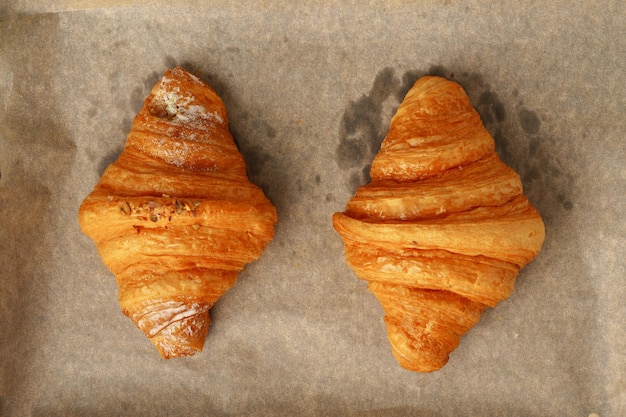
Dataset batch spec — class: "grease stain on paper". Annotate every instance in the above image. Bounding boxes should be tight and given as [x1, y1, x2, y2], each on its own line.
[518, 107, 541, 134]
[335, 67, 400, 187]
[240, 143, 274, 184]
[228, 109, 278, 200]
[478, 91, 506, 124]
[97, 146, 123, 177]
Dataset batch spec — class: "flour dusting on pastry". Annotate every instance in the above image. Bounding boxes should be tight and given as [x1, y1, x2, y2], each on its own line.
[79, 67, 277, 358]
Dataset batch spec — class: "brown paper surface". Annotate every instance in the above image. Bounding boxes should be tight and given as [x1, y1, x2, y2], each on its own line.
[1, 1, 624, 416]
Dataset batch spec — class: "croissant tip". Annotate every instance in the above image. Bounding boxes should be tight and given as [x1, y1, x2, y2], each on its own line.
[149, 312, 211, 359]
[399, 360, 447, 373]
[162, 65, 208, 88]
[156, 344, 203, 360]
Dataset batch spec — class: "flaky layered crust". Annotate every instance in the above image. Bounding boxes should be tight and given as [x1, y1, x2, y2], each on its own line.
[333, 76, 544, 372]
[79, 67, 277, 358]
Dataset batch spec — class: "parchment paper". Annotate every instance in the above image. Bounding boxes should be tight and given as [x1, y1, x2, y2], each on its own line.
[1, 1, 624, 416]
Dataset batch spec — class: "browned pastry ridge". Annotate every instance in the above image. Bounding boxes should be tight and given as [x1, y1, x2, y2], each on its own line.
[332, 76, 545, 372]
[78, 67, 277, 358]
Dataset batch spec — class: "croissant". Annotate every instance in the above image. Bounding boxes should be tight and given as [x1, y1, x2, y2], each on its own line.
[333, 76, 545, 372]
[78, 67, 277, 358]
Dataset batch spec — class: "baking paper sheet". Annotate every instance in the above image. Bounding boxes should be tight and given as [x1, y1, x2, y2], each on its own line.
[1, 1, 624, 415]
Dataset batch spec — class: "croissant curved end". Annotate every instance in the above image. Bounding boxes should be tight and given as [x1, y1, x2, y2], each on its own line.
[333, 75, 545, 372]
[78, 67, 277, 358]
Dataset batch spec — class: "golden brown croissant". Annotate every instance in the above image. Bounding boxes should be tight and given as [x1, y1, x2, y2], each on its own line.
[78, 67, 277, 358]
[333, 76, 545, 372]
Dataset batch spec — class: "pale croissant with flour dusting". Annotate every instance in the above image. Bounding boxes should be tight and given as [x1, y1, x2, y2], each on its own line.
[79, 67, 277, 358]
[333, 76, 545, 372]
